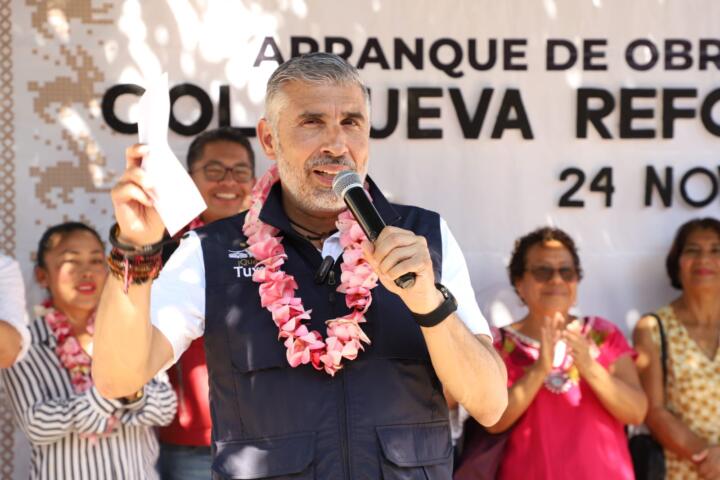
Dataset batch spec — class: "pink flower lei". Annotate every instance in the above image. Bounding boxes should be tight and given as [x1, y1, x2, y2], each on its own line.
[37, 300, 95, 394]
[242, 165, 378, 376]
[38, 301, 119, 440]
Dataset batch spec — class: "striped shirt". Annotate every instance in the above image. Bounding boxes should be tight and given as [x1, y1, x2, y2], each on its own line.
[1, 316, 178, 480]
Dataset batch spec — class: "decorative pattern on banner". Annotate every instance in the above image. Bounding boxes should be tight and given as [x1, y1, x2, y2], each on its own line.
[14, 0, 120, 306]
[26, 40, 114, 214]
[0, 2, 16, 472]
[29, 0, 113, 40]
[0, 387, 15, 479]
[0, 0, 14, 256]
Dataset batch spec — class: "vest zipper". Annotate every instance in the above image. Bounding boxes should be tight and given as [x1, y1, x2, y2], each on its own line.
[328, 268, 350, 478]
[338, 371, 351, 479]
[327, 270, 337, 306]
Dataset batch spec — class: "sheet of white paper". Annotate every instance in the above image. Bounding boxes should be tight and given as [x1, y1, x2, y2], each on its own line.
[137, 73, 206, 236]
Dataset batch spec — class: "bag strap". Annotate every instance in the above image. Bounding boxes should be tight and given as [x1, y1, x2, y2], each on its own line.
[645, 313, 668, 388]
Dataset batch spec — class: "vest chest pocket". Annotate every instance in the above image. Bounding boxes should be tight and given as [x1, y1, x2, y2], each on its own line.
[376, 421, 453, 480]
[212, 432, 315, 479]
[205, 276, 290, 373]
[226, 317, 290, 373]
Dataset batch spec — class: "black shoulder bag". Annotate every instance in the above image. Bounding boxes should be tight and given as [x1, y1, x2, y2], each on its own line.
[628, 314, 667, 480]
[454, 328, 511, 480]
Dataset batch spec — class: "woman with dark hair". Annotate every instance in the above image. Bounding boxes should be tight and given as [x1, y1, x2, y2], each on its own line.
[466, 227, 646, 479]
[1, 222, 177, 480]
[634, 217, 720, 479]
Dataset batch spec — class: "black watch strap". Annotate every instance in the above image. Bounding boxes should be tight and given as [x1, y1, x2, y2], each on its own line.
[411, 283, 458, 327]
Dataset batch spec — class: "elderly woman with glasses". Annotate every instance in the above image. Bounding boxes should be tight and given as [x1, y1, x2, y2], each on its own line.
[634, 217, 720, 480]
[484, 227, 647, 480]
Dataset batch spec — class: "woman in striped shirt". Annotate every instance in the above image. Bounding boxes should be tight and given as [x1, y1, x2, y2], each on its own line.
[1, 222, 177, 479]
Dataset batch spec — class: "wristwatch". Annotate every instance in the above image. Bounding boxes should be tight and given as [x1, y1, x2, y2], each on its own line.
[411, 283, 458, 327]
[120, 388, 144, 405]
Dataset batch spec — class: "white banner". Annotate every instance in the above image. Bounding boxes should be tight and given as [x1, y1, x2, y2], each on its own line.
[8, 0, 720, 325]
[9, 0, 720, 329]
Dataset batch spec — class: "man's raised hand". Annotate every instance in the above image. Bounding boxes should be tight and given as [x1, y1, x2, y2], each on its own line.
[110, 144, 165, 247]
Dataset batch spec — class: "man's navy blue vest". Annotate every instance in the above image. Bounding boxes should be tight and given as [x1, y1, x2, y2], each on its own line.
[197, 180, 453, 479]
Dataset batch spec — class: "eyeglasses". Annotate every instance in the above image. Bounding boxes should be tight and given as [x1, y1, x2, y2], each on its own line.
[527, 265, 578, 283]
[193, 162, 253, 183]
[680, 246, 720, 258]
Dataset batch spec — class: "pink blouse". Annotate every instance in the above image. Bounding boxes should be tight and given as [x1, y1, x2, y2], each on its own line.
[496, 316, 636, 480]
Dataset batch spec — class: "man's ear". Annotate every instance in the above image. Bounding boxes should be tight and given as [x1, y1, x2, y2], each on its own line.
[35, 266, 48, 289]
[512, 282, 526, 305]
[257, 118, 277, 161]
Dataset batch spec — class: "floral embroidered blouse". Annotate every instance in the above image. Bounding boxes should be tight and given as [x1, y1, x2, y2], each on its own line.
[495, 316, 637, 480]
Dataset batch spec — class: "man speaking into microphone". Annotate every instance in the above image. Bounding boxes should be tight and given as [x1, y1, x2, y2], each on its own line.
[92, 52, 507, 479]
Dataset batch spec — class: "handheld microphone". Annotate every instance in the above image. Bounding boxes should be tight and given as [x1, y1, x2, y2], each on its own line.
[332, 170, 416, 289]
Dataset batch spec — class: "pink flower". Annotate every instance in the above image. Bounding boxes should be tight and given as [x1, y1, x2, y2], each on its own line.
[310, 349, 324, 370]
[270, 300, 311, 333]
[258, 275, 298, 307]
[340, 266, 377, 289]
[252, 266, 287, 283]
[40, 302, 95, 394]
[60, 336, 82, 356]
[286, 339, 311, 367]
[341, 340, 360, 360]
[284, 329, 324, 367]
[242, 164, 377, 375]
[299, 329, 325, 350]
[328, 324, 348, 342]
[340, 248, 364, 266]
[347, 223, 367, 243]
[321, 337, 344, 364]
[257, 255, 287, 271]
[72, 375, 93, 393]
[248, 233, 284, 260]
[345, 293, 372, 311]
[253, 165, 279, 196]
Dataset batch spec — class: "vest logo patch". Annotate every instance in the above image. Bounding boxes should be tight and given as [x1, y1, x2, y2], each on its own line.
[228, 249, 257, 278]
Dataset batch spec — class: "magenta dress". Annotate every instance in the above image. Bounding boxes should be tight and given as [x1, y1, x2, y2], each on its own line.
[496, 316, 636, 480]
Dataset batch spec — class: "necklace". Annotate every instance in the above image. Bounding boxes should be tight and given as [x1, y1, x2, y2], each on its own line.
[38, 300, 95, 394]
[242, 165, 377, 376]
[38, 301, 120, 440]
[288, 218, 337, 242]
[507, 318, 594, 394]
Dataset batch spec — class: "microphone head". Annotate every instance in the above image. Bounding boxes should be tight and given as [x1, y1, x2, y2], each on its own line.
[332, 170, 362, 198]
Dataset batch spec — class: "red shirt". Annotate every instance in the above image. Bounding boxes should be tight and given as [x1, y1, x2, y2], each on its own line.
[496, 317, 636, 480]
[159, 217, 211, 446]
[158, 337, 211, 446]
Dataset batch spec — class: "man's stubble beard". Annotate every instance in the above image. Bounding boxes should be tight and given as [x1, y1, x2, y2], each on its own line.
[275, 141, 357, 214]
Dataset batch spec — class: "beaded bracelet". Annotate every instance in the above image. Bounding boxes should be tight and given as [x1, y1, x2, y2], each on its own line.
[107, 247, 162, 294]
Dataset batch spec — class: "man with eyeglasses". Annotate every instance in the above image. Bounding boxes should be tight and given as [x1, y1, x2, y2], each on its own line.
[157, 126, 255, 480]
[186, 127, 256, 225]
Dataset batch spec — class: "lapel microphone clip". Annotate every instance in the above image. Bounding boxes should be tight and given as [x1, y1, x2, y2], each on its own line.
[314, 255, 335, 284]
